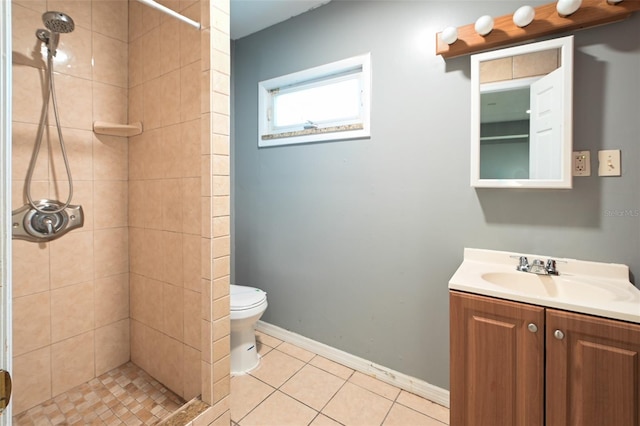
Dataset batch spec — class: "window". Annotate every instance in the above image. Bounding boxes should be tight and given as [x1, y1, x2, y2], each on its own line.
[258, 53, 371, 147]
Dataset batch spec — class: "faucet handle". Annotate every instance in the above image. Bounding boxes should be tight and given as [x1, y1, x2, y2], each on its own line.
[546, 259, 560, 275]
[515, 256, 529, 272]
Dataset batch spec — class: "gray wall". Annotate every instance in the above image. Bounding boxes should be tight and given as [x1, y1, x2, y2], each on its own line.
[232, 1, 640, 390]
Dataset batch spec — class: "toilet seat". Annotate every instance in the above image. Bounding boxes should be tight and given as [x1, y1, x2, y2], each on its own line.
[231, 284, 267, 311]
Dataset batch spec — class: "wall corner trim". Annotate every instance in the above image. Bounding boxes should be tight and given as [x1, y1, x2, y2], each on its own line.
[255, 321, 450, 408]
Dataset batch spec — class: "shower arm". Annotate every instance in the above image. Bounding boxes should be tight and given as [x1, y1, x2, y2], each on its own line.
[135, 0, 201, 29]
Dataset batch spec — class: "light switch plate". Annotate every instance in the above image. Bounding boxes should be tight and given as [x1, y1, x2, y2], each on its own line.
[598, 150, 621, 177]
[572, 151, 590, 176]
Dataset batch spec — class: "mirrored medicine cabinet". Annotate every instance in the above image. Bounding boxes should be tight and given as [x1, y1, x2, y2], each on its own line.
[470, 36, 574, 188]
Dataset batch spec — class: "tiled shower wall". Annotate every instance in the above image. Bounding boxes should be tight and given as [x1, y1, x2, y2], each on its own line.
[127, 0, 203, 401]
[127, 0, 232, 419]
[11, 0, 130, 415]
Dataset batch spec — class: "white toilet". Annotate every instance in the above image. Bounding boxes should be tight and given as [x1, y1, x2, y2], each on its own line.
[230, 284, 268, 375]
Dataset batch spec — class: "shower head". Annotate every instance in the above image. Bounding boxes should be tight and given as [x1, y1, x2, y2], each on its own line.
[37, 11, 74, 57]
[42, 11, 75, 33]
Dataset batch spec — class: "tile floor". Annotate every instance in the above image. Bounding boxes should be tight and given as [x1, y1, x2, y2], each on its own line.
[13, 362, 185, 426]
[231, 331, 450, 426]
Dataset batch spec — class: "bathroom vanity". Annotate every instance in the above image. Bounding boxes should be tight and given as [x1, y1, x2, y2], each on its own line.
[449, 249, 640, 426]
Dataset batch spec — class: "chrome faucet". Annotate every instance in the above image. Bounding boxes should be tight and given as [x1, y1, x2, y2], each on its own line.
[515, 256, 560, 275]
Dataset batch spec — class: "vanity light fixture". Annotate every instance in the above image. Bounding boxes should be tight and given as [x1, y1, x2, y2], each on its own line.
[513, 5, 535, 27]
[474, 15, 494, 36]
[435, 0, 640, 59]
[441, 26, 458, 44]
[556, 0, 582, 17]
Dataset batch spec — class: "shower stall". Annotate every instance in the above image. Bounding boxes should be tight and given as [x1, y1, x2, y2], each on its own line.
[5, 0, 232, 423]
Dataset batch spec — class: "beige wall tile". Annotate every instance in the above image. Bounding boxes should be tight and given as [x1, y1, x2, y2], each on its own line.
[212, 216, 229, 238]
[129, 36, 144, 88]
[141, 2, 161, 34]
[212, 256, 229, 280]
[163, 283, 184, 340]
[48, 27, 94, 80]
[212, 196, 229, 217]
[181, 61, 201, 122]
[479, 57, 513, 84]
[160, 18, 181, 75]
[141, 27, 162, 81]
[212, 295, 229, 321]
[182, 177, 201, 235]
[93, 81, 128, 124]
[94, 227, 129, 278]
[12, 122, 48, 182]
[129, 226, 145, 275]
[200, 319, 211, 362]
[93, 134, 129, 181]
[12, 239, 50, 297]
[51, 331, 95, 396]
[143, 78, 163, 131]
[128, 0, 144, 41]
[211, 112, 229, 137]
[94, 181, 128, 229]
[162, 123, 183, 178]
[130, 319, 147, 370]
[95, 319, 130, 376]
[12, 4, 46, 63]
[513, 49, 560, 79]
[212, 133, 229, 156]
[12, 347, 51, 415]
[183, 234, 201, 292]
[144, 276, 164, 328]
[181, 118, 200, 177]
[160, 334, 184, 396]
[129, 273, 144, 322]
[180, 3, 200, 66]
[145, 129, 165, 179]
[212, 315, 229, 342]
[51, 280, 94, 342]
[201, 278, 211, 322]
[212, 235, 229, 259]
[12, 66, 46, 125]
[48, 0, 92, 31]
[49, 73, 93, 130]
[162, 179, 183, 232]
[13, 292, 51, 356]
[212, 375, 230, 404]
[144, 229, 165, 281]
[212, 334, 229, 363]
[128, 84, 143, 124]
[146, 325, 163, 379]
[161, 69, 181, 126]
[212, 155, 229, 176]
[184, 288, 201, 348]
[143, 178, 164, 229]
[212, 275, 229, 300]
[201, 360, 212, 404]
[95, 273, 129, 327]
[184, 344, 201, 400]
[50, 230, 94, 288]
[48, 127, 94, 182]
[92, 0, 128, 42]
[163, 230, 184, 286]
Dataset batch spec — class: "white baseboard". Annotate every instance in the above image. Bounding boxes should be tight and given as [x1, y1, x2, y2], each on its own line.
[256, 321, 450, 408]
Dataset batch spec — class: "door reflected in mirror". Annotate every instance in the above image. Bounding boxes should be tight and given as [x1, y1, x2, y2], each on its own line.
[470, 36, 573, 188]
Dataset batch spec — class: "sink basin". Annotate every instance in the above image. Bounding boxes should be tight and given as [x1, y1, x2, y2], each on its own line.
[482, 271, 637, 302]
[450, 248, 640, 324]
[481, 272, 558, 298]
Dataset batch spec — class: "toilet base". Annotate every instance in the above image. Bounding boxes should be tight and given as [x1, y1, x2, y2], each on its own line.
[230, 326, 260, 375]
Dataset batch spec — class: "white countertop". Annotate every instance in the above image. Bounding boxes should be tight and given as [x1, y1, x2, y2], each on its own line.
[449, 248, 640, 324]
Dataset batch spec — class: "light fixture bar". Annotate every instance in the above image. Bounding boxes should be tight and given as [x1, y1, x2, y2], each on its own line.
[136, 0, 201, 29]
[436, 0, 640, 59]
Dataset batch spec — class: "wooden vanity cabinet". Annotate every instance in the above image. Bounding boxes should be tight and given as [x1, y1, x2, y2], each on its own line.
[450, 291, 640, 426]
[546, 309, 640, 426]
[450, 291, 545, 426]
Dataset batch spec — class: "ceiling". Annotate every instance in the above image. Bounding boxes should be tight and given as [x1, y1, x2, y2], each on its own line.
[230, 0, 331, 40]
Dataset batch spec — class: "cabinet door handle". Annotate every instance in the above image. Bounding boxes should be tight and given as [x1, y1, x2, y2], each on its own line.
[553, 329, 565, 340]
[527, 323, 538, 333]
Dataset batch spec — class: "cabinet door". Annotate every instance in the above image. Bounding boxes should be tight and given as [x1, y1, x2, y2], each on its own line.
[450, 291, 545, 426]
[546, 309, 640, 426]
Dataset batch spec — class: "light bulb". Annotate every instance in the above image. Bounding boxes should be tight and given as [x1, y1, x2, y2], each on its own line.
[475, 15, 494, 36]
[441, 27, 458, 45]
[556, 0, 582, 17]
[513, 5, 535, 27]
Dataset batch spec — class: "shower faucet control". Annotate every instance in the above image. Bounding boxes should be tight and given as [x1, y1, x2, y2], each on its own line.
[12, 199, 84, 242]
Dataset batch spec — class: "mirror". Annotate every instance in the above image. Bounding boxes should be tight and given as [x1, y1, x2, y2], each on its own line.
[470, 36, 574, 188]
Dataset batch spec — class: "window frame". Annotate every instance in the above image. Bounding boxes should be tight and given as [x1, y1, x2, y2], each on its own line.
[258, 53, 371, 148]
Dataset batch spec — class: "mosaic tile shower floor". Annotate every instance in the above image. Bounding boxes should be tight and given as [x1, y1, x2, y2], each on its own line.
[13, 362, 185, 426]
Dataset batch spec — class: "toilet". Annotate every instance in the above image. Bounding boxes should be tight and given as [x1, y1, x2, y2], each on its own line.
[230, 284, 268, 375]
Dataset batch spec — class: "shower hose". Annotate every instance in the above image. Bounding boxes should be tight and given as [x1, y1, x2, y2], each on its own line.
[24, 50, 74, 215]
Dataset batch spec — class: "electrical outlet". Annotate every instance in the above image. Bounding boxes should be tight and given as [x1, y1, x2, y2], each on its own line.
[573, 151, 590, 176]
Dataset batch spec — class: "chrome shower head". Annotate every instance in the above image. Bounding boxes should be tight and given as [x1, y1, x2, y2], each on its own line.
[37, 11, 74, 57]
[42, 11, 74, 33]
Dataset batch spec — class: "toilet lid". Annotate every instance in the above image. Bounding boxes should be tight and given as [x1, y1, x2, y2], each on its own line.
[230, 285, 267, 310]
